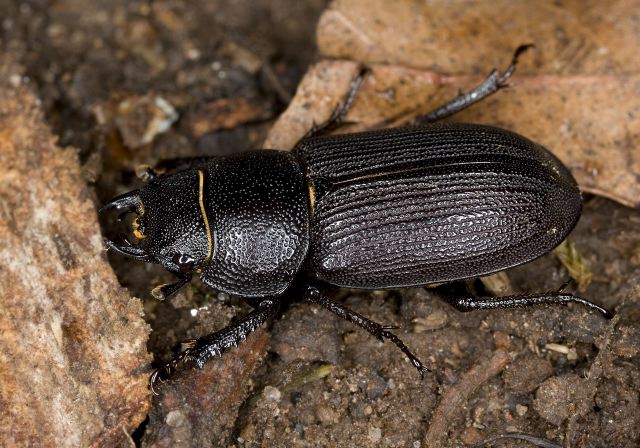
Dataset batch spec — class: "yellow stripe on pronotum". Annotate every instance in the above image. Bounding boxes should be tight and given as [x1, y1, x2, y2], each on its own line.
[308, 182, 315, 213]
[198, 170, 213, 263]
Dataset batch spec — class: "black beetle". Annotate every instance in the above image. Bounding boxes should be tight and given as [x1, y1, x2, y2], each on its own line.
[101, 45, 611, 393]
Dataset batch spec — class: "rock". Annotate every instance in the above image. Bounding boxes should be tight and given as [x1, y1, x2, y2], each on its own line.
[503, 355, 554, 394]
[0, 57, 151, 447]
[534, 374, 597, 425]
[115, 94, 178, 148]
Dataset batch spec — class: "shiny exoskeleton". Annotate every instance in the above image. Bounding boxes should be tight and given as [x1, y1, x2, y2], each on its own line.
[101, 46, 611, 393]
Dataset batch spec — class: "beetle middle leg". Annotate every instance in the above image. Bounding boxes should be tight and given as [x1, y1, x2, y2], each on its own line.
[149, 298, 280, 394]
[416, 44, 534, 124]
[305, 286, 429, 377]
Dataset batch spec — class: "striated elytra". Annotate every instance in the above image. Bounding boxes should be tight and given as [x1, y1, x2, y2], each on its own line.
[101, 46, 611, 393]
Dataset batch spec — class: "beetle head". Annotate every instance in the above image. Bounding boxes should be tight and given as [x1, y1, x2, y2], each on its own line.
[101, 171, 212, 278]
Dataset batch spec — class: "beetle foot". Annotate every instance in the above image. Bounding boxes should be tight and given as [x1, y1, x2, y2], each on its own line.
[148, 339, 198, 395]
[417, 44, 534, 123]
[148, 301, 280, 393]
[495, 43, 535, 86]
[378, 328, 430, 378]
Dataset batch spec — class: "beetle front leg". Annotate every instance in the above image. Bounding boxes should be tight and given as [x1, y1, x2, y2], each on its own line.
[441, 290, 612, 319]
[150, 275, 192, 300]
[416, 44, 534, 124]
[149, 298, 280, 394]
[305, 286, 429, 377]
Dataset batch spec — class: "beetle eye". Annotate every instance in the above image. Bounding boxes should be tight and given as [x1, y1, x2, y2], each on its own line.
[172, 254, 195, 273]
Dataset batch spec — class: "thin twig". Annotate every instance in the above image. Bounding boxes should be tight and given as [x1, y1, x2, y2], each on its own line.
[424, 350, 510, 447]
[470, 432, 562, 448]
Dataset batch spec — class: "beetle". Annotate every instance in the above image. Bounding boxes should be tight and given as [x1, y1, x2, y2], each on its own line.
[101, 45, 611, 393]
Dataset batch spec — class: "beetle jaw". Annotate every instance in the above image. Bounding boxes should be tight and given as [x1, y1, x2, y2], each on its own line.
[99, 189, 144, 215]
[101, 190, 154, 261]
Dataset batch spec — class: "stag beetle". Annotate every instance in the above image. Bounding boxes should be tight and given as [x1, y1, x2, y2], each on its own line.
[101, 45, 611, 393]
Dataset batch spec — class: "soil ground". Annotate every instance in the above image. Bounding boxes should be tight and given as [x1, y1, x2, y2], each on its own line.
[1, 1, 638, 447]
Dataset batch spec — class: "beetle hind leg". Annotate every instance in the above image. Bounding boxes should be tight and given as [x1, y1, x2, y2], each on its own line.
[416, 43, 534, 124]
[305, 287, 429, 377]
[149, 299, 280, 394]
[296, 67, 369, 144]
[441, 290, 612, 319]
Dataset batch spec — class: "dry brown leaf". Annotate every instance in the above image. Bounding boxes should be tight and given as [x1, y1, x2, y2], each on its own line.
[267, 0, 640, 208]
[317, 0, 640, 75]
[183, 97, 272, 138]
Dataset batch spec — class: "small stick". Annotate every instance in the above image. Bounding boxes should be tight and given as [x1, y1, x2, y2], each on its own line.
[424, 350, 510, 447]
[470, 432, 562, 448]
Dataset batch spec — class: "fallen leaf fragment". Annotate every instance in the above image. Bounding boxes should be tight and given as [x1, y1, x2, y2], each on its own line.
[267, 1, 640, 207]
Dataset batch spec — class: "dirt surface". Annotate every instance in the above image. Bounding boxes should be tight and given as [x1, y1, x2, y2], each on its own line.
[1, 1, 638, 447]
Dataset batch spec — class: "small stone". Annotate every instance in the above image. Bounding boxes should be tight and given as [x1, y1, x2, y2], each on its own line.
[368, 427, 382, 443]
[239, 423, 256, 442]
[545, 343, 570, 354]
[413, 309, 449, 332]
[9, 74, 21, 87]
[361, 372, 388, 400]
[316, 405, 338, 424]
[503, 355, 554, 394]
[165, 410, 186, 428]
[459, 427, 482, 445]
[115, 94, 178, 148]
[493, 331, 512, 350]
[515, 404, 528, 416]
[534, 374, 596, 425]
[183, 97, 270, 137]
[480, 271, 513, 295]
[263, 385, 282, 402]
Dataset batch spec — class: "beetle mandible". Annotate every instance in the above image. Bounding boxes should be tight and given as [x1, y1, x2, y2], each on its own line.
[101, 45, 611, 393]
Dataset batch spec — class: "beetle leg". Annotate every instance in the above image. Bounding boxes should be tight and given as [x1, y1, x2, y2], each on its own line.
[416, 44, 534, 124]
[153, 157, 213, 176]
[150, 276, 192, 300]
[441, 291, 612, 319]
[305, 287, 429, 377]
[135, 164, 158, 182]
[296, 67, 370, 144]
[149, 298, 280, 394]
